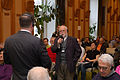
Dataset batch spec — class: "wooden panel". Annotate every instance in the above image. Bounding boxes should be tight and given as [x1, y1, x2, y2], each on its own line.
[0, 0, 3, 42]
[22, 0, 26, 12]
[99, 0, 120, 41]
[114, 0, 117, 35]
[15, 0, 22, 32]
[118, 0, 120, 35]
[11, 0, 15, 35]
[74, 0, 79, 38]
[0, 0, 34, 42]
[68, 7, 73, 36]
[2, 10, 11, 41]
[66, 0, 90, 39]
[84, 0, 89, 37]
[80, 0, 85, 39]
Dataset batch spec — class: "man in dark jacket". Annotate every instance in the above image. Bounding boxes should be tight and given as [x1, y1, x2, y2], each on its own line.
[51, 25, 81, 80]
[3, 13, 51, 80]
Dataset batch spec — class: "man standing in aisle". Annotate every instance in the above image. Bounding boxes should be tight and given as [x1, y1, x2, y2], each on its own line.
[3, 12, 51, 80]
[51, 25, 81, 80]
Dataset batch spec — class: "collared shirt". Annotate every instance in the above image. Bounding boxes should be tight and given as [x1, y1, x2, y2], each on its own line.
[64, 35, 67, 41]
[20, 29, 31, 33]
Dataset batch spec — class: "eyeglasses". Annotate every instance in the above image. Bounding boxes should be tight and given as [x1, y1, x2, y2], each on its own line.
[59, 30, 65, 33]
[98, 66, 108, 71]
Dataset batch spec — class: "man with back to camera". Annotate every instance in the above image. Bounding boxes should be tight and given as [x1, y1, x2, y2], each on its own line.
[93, 54, 120, 80]
[51, 25, 82, 80]
[3, 12, 51, 80]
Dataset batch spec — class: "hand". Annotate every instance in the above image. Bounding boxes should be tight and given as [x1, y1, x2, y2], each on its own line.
[57, 38, 63, 44]
[80, 59, 84, 62]
[86, 58, 90, 61]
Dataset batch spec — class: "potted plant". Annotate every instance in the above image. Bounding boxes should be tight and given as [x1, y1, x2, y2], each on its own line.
[89, 23, 96, 41]
[34, 1, 57, 38]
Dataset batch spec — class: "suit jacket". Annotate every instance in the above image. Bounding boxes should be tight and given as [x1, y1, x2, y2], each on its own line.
[51, 36, 81, 72]
[3, 31, 51, 80]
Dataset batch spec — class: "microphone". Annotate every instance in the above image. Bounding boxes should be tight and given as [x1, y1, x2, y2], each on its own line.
[58, 35, 64, 45]
[59, 35, 64, 39]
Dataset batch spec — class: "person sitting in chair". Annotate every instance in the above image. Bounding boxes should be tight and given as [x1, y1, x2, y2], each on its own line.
[78, 42, 100, 80]
[93, 54, 120, 80]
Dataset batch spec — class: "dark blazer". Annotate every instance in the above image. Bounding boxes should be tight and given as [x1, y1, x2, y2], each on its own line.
[3, 31, 51, 80]
[51, 36, 81, 72]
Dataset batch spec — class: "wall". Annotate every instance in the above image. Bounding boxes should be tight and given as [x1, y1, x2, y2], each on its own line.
[65, 0, 90, 39]
[0, 0, 34, 43]
[98, 0, 120, 41]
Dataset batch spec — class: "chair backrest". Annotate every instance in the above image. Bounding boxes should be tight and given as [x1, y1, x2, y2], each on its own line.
[85, 46, 91, 51]
[106, 48, 115, 55]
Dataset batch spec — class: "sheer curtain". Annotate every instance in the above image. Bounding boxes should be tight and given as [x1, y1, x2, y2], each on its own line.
[90, 0, 99, 39]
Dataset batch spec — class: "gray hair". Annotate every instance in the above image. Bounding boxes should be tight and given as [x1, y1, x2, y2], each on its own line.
[60, 25, 68, 31]
[27, 67, 50, 80]
[98, 54, 114, 66]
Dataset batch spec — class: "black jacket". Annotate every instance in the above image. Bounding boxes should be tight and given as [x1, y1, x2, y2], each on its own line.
[4, 31, 51, 80]
[51, 36, 81, 72]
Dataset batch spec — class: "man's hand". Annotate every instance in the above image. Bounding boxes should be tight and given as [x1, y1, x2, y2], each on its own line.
[57, 38, 63, 44]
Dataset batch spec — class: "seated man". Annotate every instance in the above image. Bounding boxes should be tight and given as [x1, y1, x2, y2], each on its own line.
[97, 37, 109, 54]
[93, 54, 120, 80]
[43, 38, 51, 49]
[78, 42, 100, 80]
[27, 67, 50, 80]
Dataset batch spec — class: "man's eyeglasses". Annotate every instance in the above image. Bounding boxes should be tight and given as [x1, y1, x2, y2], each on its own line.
[98, 66, 108, 71]
[59, 30, 65, 33]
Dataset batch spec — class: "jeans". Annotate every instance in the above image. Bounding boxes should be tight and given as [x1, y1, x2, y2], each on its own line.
[78, 62, 93, 80]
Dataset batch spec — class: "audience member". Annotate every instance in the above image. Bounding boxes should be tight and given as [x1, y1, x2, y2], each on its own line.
[3, 12, 51, 80]
[43, 38, 51, 49]
[47, 37, 56, 80]
[77, 38, 85, 61]
[81, 37, 91, 48]
[109, 35, 117, 47]
[94, 36, 100, 46]
[27, 67, 50, 80]
[0, 43, 12, 80]
[114, 37, 120, 48]
[51, 25, 81, 80]
[52, 26, 60, 38]
[47, 37, 56, 63]
[93, 54, 120, 80]
[78, 42, 100, 80]
[97, 37, 108, 54]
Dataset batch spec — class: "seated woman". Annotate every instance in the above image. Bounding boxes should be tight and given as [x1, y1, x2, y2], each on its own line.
[0, 43, 13, 80]
[78, 42, 100, 80]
